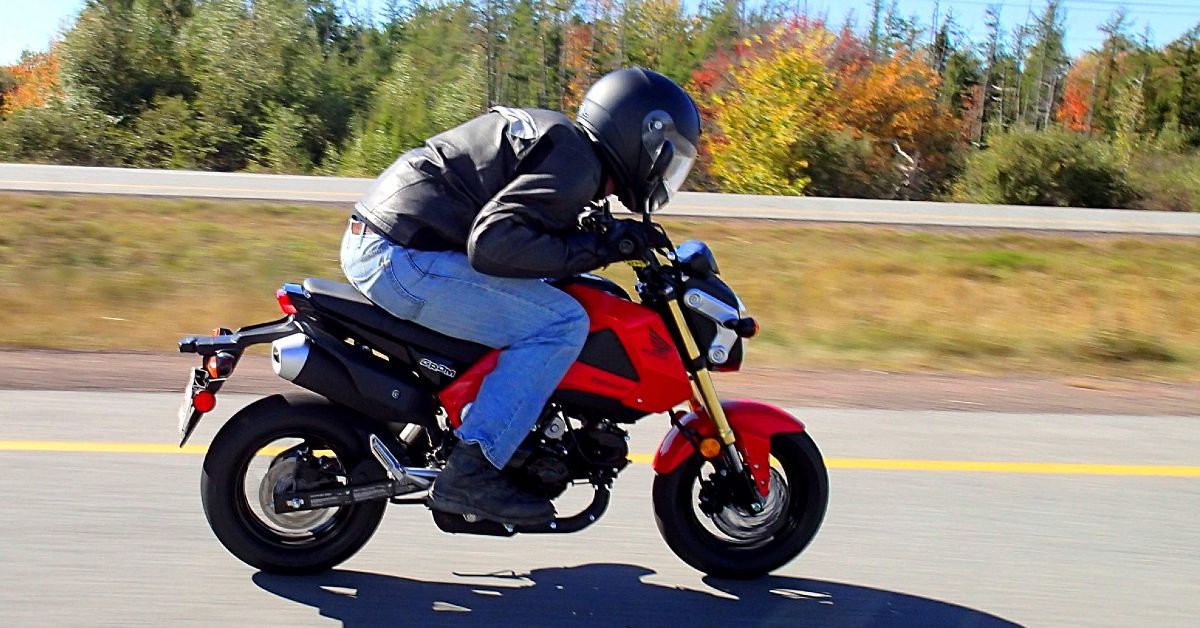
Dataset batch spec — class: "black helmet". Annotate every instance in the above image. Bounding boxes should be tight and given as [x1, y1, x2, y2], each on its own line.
[576, 68, 701, 213]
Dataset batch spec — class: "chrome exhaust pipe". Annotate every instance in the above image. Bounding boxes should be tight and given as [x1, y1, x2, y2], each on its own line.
[271, 333, 310, 381]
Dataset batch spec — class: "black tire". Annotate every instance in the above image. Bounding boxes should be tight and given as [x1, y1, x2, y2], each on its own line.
[201, 394, 387, 574]
[652, 432, 828, 579]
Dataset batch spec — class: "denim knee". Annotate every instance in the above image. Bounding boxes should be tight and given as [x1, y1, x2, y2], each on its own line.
[557, 300, 590, 351]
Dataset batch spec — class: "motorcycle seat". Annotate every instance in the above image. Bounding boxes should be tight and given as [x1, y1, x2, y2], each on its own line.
[301, 278, 492, 364]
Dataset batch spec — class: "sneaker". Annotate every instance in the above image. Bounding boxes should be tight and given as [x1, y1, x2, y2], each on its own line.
[428, 442, 555, 526]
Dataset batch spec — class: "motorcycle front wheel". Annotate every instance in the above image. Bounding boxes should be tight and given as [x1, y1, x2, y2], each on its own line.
[652, 432, 828, 579]
[201, 394, 387, 574]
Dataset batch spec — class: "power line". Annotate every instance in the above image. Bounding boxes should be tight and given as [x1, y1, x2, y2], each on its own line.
[901, 0, 1200, 13]
[1059, 0, 1200, 8]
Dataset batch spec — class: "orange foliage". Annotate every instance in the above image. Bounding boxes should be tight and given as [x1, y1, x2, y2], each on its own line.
[697, 24, 963, 197]
[1057, 54, 1097, 132]
[828, 21, 870, 73]
[1, 49, 62, 115]
[560, 0, 624, 110]
[560, 23, 594, 110]
[830, 50, 947, 144]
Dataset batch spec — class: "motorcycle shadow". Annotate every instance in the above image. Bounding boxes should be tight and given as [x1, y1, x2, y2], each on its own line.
[252, 563, 1021, 627]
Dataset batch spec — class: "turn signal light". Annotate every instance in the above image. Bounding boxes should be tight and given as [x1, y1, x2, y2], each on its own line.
[698, 437, 722, 459]
[276, 289, 298, 315]
[206, 356, 220, 379]
[192, 390, 217, 413]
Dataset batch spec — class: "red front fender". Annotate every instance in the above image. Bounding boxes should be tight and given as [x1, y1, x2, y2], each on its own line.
[652, 400, 806, 496]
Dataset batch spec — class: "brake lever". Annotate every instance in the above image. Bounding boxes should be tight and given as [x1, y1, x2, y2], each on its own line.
[639, 213, 673, 254]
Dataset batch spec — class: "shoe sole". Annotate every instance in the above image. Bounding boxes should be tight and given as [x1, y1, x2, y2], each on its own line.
[427, 492, 555, 528]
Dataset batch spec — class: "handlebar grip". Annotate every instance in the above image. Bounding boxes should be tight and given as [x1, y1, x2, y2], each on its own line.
[723, 317, 759, 339]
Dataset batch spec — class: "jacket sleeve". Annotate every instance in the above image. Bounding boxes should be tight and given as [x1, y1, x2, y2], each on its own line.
[466, 133, 607, 279]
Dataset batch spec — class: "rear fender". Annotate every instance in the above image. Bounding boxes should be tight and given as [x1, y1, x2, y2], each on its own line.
[652, 400, 805, 496]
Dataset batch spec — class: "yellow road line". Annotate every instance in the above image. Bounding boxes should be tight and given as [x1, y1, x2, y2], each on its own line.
[821, 457, 1200, 477]
[0, 440, 208, 454]
[1, 441, 1196, 477]
[0, 440, 282, 456]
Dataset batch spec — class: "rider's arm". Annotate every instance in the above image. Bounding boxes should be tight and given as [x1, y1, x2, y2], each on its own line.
[466, 130, 609, 279]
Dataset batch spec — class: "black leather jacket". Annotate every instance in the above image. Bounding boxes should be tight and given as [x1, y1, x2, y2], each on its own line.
[354, 107, 609, 279]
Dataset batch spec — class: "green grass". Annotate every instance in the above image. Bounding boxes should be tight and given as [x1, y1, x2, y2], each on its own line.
[2, 193, 1199, 379]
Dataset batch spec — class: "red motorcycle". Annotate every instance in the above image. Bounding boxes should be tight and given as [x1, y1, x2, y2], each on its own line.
[177, 217, 828, 579]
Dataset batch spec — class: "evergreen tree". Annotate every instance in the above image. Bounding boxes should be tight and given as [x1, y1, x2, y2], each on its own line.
[1093, 10, 1132, 135]
[931, 15, 981, 117]
[1175, 29, 1200, 145]
[625, 0, 695, 85]
[977, 5, 1009, 139]
[1018, 0, 1068, 129]
[867, 0, 883, 59]
[60, 0, 193, 118]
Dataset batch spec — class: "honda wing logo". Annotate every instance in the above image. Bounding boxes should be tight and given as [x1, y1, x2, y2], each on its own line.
[648, 329, 673, 359]
[419, 358, 457, 378]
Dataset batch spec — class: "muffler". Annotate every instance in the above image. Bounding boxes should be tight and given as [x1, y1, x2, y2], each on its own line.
[271, 333, 310, 380]
[270, 333, 435, 426]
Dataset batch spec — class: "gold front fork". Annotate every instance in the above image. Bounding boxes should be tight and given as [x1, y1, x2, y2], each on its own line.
[665, 298, 736, 446]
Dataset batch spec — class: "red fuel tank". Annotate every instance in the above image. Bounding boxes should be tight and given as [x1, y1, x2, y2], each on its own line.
[440, 284, 692, 427]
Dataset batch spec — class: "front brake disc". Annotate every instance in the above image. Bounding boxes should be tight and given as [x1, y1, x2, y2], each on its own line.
[710, 468, 789, 542]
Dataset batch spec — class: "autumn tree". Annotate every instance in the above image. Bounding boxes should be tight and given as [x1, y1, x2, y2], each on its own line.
[1056, 53, 1097, 132]
[0, 50, 62, 115]
[558, 0, 630, 109]
[706, 28, 834, 195]
[0, 70, 14, 113]
[826, 48, 964, 198]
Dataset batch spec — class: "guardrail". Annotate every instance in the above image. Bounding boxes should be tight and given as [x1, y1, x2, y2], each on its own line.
[3, 163, 1198, 235]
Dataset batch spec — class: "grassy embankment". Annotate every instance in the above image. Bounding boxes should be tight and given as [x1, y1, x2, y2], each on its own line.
[2, 193, 1198, 379]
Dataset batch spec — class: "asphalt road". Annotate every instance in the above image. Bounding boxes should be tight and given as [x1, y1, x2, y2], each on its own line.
[4, 163, 1200, 235]
[3, 391, 1198, 626]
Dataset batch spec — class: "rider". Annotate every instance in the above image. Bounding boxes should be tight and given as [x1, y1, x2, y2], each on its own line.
[340, 68, 701, 526]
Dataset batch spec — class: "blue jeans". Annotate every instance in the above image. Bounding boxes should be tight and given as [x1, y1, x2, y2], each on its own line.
[339, 219, 589, 469]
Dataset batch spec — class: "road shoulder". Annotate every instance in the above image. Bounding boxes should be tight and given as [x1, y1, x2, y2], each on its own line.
[1, 349, 1195, 416]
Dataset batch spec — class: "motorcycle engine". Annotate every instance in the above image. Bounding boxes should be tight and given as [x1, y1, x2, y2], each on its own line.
[507, 415, 573, 499]
[506, 416, 630, 498]
[570, 421, 630, 476]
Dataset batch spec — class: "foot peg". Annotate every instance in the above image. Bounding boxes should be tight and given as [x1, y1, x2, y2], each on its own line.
[369, 433, 438, 490]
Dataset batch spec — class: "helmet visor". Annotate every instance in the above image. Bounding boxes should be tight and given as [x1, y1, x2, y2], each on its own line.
[660, 134, 697, 200]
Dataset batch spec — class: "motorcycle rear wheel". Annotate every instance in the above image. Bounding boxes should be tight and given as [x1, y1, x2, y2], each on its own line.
[201, 394, 387, 574]
[652, 432, 828, 579]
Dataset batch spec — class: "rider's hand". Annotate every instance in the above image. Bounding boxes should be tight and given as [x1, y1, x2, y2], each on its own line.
[578, 203, 614, 233]
[600, 219, 654, 263]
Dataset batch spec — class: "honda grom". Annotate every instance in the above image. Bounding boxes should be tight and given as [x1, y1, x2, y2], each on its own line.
[176, 211, 828, 579]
